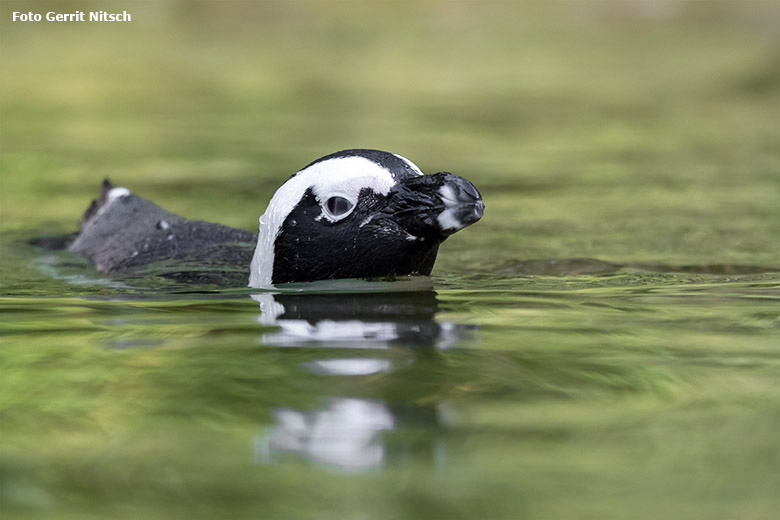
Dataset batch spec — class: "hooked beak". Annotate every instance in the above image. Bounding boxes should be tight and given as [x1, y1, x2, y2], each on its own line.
[385, 172, 485, 239]
[435, 172, 485, 234]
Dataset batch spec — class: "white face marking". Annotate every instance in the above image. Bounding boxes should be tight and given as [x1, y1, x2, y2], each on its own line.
[436, 185, 465, 231]
[438, 185, 457, 207]
[249, 156, 423, 288]
[437, 209, 463, 231]
[393, 153, 424, 176]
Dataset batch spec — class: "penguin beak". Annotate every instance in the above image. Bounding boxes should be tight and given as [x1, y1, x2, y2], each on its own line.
[386, 172, 484, 239]
[433, 172, 485, 234]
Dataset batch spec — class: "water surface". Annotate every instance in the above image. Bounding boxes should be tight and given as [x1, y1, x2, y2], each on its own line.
[2, 1, 780, 518]
[3, 243, 779, 519]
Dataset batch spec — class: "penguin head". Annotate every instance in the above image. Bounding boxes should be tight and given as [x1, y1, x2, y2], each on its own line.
[249, 149, 484, 287]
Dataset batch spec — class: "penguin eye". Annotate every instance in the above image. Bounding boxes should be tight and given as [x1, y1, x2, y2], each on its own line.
[324, 196, 354, 218]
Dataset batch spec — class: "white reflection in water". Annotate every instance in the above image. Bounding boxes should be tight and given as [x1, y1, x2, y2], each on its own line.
[256, 398, 395, 472]
[261, 319, 397, 349]
[251, 291, 474, 351]
[304, 358, 394, 376]
[250, 289, 473, 471]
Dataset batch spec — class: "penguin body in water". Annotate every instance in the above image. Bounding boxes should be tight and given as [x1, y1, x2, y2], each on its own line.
[58, 149, 484, 287]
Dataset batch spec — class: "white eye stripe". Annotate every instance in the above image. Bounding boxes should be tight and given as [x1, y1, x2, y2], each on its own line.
[392, 153, 424, 176]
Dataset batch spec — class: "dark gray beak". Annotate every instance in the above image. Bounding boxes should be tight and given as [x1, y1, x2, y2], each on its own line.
[435, 173, 485, 234]
[386, 172, 485, 239]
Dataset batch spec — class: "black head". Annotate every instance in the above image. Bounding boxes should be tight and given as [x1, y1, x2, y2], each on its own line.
[248, 149, 484, 286]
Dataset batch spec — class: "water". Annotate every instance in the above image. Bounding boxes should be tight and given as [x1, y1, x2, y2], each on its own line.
[3, 242, 779, 519]
[2, 1, 780, 518]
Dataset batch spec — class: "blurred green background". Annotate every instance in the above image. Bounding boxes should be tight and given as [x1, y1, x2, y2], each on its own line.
[2, 0, 779, 274]
[2, 2, 780, 520]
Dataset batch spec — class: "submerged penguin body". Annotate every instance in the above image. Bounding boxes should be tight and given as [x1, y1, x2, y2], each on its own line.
[69, 181, 256, 272]
[57, 150, 484, 287]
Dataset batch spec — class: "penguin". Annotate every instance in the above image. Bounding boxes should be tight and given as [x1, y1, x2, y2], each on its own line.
[55, 149, 484, 287]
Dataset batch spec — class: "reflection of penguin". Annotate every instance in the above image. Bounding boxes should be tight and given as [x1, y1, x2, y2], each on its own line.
[254, 290, 477, 350]
[45, 150, 484, 287]
[257, 398, 396, 472]
[256, 398, 450, 473]
[251, 290, 471, 472]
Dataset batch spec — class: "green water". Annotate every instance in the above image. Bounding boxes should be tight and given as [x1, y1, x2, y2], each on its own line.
[2, 1, 780, 519]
